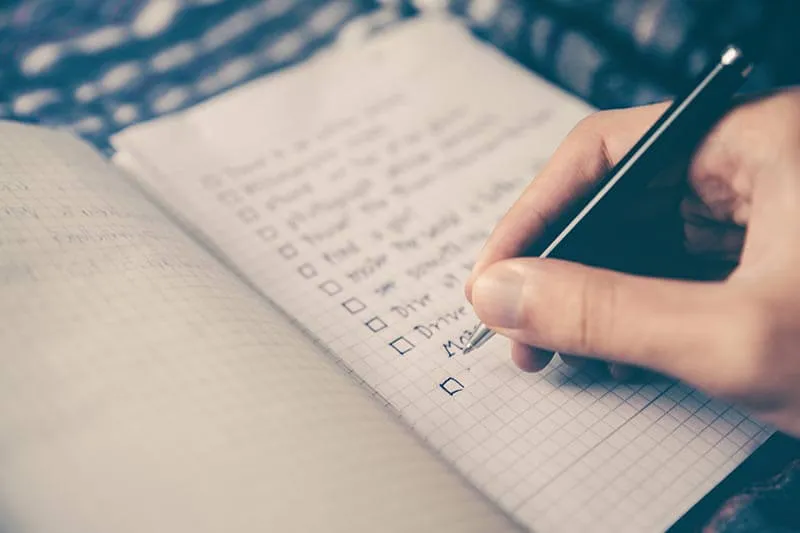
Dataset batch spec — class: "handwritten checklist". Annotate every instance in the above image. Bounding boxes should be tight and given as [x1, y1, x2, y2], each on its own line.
[112, 17, 772, 533]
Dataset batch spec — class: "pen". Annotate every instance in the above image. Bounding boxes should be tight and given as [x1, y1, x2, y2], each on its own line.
[463, 34, 765, 354]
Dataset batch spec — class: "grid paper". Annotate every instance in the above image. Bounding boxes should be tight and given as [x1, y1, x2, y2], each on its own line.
[112, 16, 773, 533]
[0, 121, 518, 533]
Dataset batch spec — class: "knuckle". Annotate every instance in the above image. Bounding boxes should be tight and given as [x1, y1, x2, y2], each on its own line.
[569, 112, 606, 142]
[561, 113, 615, 183]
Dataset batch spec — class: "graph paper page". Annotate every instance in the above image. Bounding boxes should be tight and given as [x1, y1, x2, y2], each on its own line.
[112, 15, 772, 533]
[0, 121, 518, 533]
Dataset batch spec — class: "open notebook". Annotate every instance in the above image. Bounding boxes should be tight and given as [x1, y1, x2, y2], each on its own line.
[0, 14, 771, 533]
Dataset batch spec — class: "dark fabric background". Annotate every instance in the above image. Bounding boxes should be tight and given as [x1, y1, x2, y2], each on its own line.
[2, 0, 798, 149]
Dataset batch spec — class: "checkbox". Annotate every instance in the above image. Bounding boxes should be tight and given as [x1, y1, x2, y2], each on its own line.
[319, 280, 343, 296]
[201, 174, 222, 190]
[256, 226, 277, 242]
[440, 377, 464, 396]
[389, 336, 414, 355]
[237, 207, 259, 223]
[365, 316, 387, 332]
[298, 263, 317, 279]
[342, 297, 366, 314]
[278, 243, 298, 259]
[217, 190, 242, 205]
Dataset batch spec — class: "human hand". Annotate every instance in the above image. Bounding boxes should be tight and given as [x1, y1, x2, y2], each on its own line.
[465, 88, 800, 438]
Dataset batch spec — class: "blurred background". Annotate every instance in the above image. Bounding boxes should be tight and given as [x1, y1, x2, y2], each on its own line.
[0, 0, 795, 150]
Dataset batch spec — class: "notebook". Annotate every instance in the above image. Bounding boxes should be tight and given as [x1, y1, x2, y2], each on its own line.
[0, 14, 771, 533]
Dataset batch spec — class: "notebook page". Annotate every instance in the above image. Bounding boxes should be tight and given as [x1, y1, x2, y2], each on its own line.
[0, 120, 519, 533]
[111, 15, 772, 533]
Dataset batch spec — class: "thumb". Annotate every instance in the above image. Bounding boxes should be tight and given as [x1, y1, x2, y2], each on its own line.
[470, 258, 733, 381]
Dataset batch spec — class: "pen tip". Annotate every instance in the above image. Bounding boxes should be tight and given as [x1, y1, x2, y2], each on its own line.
[462, 325, 495, 354]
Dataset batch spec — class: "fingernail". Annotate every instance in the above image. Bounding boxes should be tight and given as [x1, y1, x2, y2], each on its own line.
[471, 263, 524, 328]
[464, 272, 477, 302]
[464, 258, 487, 303]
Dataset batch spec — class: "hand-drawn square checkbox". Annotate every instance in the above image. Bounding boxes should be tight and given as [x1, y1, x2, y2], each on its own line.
[319, 280, 343, 296]
[440, 377, 464, 396]
[365, 316, 387, 332]
[237, 207, 259, 223]
[342, 297, 366, 314]
[298, 263, 317, 279]
[389, 336, 414, 355]
[256, 226, 278, 242]
[217, 190, 242, 206]
[278, 243, 298, 259]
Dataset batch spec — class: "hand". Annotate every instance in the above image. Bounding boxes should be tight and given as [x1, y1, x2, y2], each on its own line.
[464, 88, 800, 438]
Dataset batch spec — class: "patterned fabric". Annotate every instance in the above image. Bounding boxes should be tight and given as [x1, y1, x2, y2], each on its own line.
[0, 0, 797, 530]
[0, 0, 387, 148]
[0, 0, 793, 149]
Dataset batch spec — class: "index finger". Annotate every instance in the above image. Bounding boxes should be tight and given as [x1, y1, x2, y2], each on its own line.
[465, 101, 671, 302]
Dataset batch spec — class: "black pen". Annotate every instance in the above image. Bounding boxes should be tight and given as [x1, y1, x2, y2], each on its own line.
[464, 35, 765, 354]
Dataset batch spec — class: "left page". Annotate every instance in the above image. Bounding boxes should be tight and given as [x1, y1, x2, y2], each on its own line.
[111, 15, 772, 533]
[0, 121, 520, 533]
